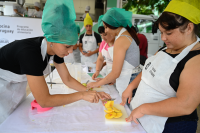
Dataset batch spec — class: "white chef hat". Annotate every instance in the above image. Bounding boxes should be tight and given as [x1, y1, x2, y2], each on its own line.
[34, 2, 40, 8]
[85, 6, 90, 11]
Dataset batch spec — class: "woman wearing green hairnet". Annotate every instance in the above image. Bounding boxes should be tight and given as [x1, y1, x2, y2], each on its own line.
[92, 15, 115, 82]
[123, 0, 200, 132]
[0, 0, 110, 124]
[87, 8, 141, 98]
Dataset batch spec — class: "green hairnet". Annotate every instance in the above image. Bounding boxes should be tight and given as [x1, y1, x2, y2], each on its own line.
[41, 0, 78, 45]
[98, 15, 104, 28]
[102, 7, 132, 28]
[76, 24, 80, 34]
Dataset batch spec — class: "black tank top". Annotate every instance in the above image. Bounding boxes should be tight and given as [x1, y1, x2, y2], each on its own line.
[158, 46, 200, 123]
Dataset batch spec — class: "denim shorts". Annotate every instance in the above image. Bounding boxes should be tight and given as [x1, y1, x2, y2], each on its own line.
[129, 72, 140, 96]
[129, 72, 140, 84]
[126, 72, 140, 106]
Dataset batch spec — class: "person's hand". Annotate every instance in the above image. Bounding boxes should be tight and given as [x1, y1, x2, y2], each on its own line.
[125, 106, 145, 124]
[87, 82, 99, 89]
[92, 71, 100, 80]
[97, 92, 111, 100]
[85, 51, 93, 57]
[95, 78, 102, 81]
[120, 88, 133, 106]
[82, 51, 86, 55]
[81, 90, 99, 103]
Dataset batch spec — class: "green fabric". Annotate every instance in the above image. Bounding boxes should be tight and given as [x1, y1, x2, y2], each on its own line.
[76, 24, 80, 34]
[107, 0, 117, 8]
[41, 0, 78, 45]
[87, 73, 103, 78]
[102, 7, 132, 28]
[98, 15, 104, 28]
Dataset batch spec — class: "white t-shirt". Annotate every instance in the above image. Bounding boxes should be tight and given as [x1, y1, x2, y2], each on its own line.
[13, 5, 26, 15]
[82, 13, 93, 20]
[30, 10, 43, 18]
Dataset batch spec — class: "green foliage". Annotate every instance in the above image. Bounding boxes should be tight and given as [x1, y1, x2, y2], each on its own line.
[123, 0, 171, 15]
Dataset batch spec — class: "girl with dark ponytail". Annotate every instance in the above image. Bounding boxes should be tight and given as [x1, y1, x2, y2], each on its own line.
[87, 8, 141, 103]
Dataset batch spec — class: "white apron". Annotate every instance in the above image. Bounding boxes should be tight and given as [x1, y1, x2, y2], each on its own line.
[64, 53, 75, 63]
[108, 28, 140, 96]
[0, 38, 52, 124]
[31, 10, 43, 18]
[64, 41, 81, 63]
[101, 42, 113, 76]
[81, 31, 98, 64]
[73, 41, 81, 63]
[130, 37, 200, 133]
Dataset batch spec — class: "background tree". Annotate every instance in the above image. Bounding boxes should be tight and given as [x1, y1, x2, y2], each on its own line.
[123, 0, 199, 36]
[123, 0, 171, 15]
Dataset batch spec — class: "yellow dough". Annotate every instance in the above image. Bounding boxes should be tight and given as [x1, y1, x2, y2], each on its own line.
[113, 107, 121, 113]
[105, 101, 114, 109]
[104, 101, 122, 119]
[114, 112, 122, 118]
[104, 107, 113, 113]
[105, 112, 116, 119]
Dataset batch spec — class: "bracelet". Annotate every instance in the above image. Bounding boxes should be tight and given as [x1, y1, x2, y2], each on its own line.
[96, 70, 100, 72]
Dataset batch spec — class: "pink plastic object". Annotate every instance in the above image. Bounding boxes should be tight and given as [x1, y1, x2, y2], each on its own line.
[31, 100, 53, 112]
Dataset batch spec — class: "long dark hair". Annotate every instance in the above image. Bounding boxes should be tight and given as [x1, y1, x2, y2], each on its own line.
[98, 26, 105, 34]
[103, 22, 140, 45]
[155, 12, 199, 36]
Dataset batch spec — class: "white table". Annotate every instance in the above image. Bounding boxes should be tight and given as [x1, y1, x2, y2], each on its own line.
[0, 65, 146, 133]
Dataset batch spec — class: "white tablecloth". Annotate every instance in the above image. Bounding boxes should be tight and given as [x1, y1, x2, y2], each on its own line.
[0, 65, 146, 133]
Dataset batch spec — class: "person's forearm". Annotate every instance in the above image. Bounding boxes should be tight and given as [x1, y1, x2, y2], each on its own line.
[96, 58, 104, 72]
[64, 76, 87, 92]
[92, 48, 99, 54]
[14, 10, 23, 17]
[126, 72, 142, 92]
[16, 12, 23, 17]
[42, 92, 83, 107]
[95, 71, 118, 86]
[79, 45, 83, 52]
[141, 97, 195, 117]
[102, 62, 106, 68]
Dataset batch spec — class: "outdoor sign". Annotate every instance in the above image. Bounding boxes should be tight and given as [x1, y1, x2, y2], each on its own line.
[0, 16, 43, 47]
[0, 16, 98, 48]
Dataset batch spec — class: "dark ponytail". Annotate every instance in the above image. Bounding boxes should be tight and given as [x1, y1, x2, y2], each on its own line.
[125, 26, 140, 46]
[103, 21, 140, 46]
[98, 26, 105, 34]
[156, 12, 199, 37]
